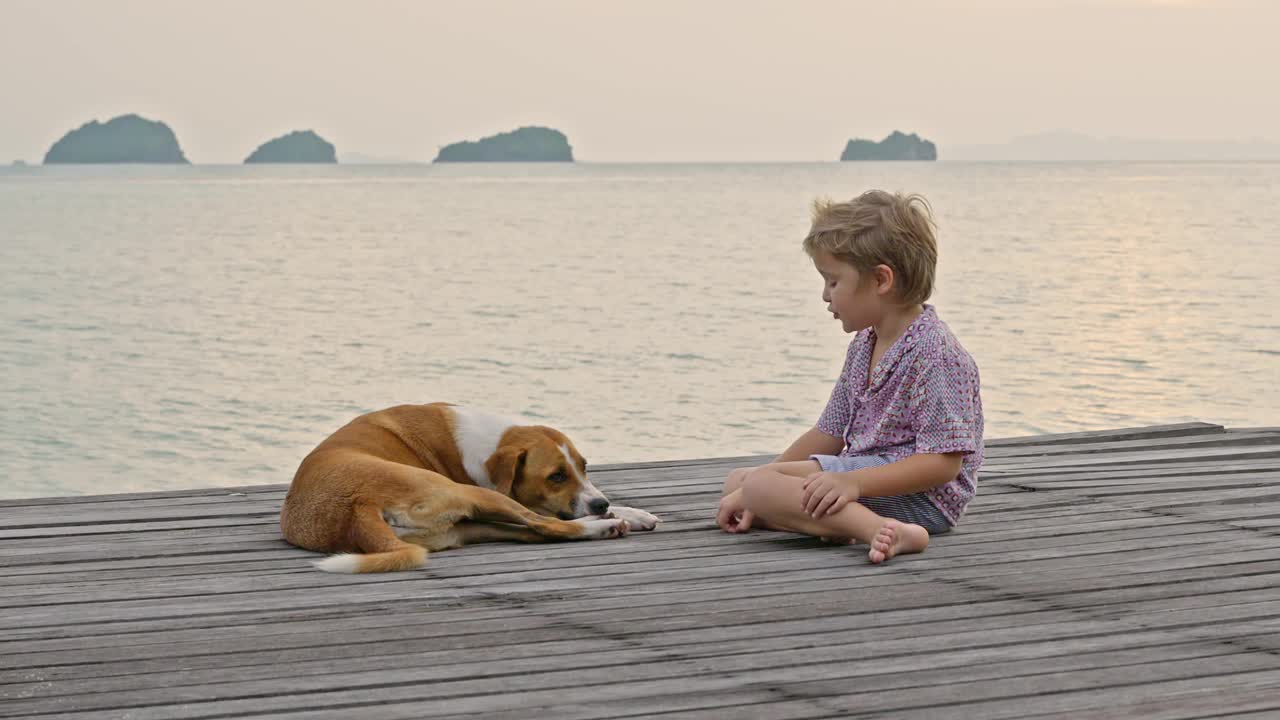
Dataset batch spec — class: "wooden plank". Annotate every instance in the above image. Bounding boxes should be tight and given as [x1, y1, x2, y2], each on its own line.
[2, 524, 1267, 613]
[5, 631, 1269, 717]
[982, 443, 1280, 472]
[8, 560, 1280, 680]
[600, 674, 1280, 720]
[0, 516, 1232, 584]
[984, 422, 1224, 447]
[983, 429, 1280, 461]
[0, 421, 1277, 719]
[2, 515, 1269, 622]
[22, 650, 1279, 720]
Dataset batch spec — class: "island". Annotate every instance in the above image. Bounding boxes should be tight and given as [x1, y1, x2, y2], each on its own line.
[244, 130, 337, 164]
[840, 131, 937, 161]
[434, 126, 573, 162]
[43, 114, 189, 164]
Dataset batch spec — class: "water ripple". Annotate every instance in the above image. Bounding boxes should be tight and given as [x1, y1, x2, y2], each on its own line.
[2, 162, 1277, 497]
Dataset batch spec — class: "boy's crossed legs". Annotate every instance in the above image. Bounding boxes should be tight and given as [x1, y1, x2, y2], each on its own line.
[719, 461, 929, 563]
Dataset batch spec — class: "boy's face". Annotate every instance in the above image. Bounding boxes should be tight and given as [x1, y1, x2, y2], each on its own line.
[813, 250, 884, 334]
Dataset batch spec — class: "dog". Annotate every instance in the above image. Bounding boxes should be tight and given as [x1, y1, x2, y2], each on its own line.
[280, 402, 660, 572]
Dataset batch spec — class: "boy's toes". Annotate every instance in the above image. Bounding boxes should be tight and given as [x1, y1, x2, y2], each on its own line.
[869, 522, 899, 564]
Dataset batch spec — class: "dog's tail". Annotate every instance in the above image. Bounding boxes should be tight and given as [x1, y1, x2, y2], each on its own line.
[312, 504, 428, 573]
[313, 544, 427, 573]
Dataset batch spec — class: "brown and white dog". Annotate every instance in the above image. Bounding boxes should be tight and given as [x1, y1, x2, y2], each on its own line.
[280, 402, 659, 573]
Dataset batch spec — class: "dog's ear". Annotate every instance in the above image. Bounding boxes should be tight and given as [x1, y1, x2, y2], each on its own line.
[486, 447, 527, 496]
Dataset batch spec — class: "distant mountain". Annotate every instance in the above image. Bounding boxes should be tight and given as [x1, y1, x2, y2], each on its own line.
[841, 131, 936, 161]
[948, 131, 1280, 161]
[244, 130, 336, 164]
[434, 126, 573, 163]
[44, 114, 189, 164]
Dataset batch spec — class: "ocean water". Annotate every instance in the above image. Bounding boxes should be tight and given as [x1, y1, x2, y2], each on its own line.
[1, 162, 1277, 499]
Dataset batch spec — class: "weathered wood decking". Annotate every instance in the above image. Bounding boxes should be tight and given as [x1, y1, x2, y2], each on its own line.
[2, 423, 1280, 719]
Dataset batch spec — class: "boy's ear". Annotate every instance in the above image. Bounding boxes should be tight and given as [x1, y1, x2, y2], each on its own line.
[486, 447, 528, 496]
[873, 264, 895, 295]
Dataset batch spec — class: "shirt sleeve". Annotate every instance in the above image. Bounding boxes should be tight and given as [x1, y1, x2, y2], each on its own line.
[815, 341, 856, 439]
[908, 353, 982, 456]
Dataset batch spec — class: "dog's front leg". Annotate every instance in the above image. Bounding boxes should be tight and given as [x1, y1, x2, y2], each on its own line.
[603, 505, 661, 531]
[459, 485, 629, 541]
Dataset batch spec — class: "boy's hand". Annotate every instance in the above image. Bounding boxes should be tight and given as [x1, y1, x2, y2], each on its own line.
[716, 489, 755, 533]
[802, 471, 861, 517]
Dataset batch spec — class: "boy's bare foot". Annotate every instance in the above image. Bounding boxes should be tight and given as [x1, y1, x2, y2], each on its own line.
[868, 519, 929, 564]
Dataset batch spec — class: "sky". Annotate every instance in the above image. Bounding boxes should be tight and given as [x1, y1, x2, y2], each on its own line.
[2, 0, 1277, 163]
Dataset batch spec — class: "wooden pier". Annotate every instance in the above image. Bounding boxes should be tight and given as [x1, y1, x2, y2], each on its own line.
[2, 422, 1279, 719]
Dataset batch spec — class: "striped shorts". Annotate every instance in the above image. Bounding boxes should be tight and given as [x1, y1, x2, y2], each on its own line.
[810, 454, 953, 535]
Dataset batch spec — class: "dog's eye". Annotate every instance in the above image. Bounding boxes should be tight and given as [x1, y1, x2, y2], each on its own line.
[548, 471, 568, 484]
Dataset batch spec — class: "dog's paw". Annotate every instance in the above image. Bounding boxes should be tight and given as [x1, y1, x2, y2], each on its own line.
[607, 505, 661, 531]
[573, 517, 630, 540]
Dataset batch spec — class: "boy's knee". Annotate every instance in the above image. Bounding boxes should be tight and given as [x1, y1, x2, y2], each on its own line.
[723, 466, 757, 494]
[739, 470, 779, 512]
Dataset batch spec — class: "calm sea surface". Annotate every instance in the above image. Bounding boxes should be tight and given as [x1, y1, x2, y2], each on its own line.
[1, 162, 1277, 499]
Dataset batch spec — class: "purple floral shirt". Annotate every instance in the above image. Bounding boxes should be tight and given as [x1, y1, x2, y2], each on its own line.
[816, 305, 984, 525]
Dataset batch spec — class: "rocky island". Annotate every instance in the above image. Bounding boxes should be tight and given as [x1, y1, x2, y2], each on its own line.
[244, 130, 337, 163]
[434, 126, 573, 162]
[840, 131, 937, 161]
[44, 114, 189, 164]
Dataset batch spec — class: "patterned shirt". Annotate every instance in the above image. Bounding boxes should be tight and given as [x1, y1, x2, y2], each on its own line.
[816, 305, 984, 525]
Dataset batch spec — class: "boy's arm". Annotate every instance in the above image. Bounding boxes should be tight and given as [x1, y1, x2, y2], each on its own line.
[853, 453, 964, 497]
[775, 428, 844, 463]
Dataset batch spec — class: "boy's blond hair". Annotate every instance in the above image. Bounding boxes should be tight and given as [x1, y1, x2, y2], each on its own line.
[802, 190, 938, 305]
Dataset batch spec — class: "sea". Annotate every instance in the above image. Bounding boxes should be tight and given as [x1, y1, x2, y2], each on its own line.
[1, 161, 1277, 499]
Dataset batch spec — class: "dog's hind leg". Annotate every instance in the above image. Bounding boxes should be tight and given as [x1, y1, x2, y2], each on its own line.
[402, 519, 614, 550]
[313, 504, 429, 573]
[413, 518, 628, 549]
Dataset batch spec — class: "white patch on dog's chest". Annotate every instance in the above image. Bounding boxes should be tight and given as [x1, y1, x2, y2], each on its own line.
[450, 406, 519, 489]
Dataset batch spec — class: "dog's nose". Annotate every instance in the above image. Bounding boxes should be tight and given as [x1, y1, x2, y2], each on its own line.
[588, 498, 610, 516]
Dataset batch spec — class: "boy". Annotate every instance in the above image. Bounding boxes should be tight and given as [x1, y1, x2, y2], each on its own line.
[716, 190, 983, 563]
